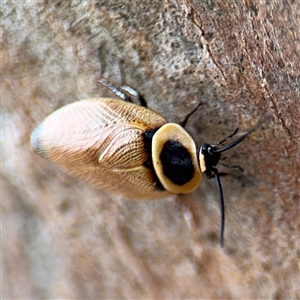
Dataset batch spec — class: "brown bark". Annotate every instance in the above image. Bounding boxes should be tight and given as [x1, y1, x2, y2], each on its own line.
[2, 0, 299, 299]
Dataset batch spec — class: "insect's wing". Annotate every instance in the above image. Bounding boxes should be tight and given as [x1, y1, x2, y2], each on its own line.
[31, 98, 170, 199]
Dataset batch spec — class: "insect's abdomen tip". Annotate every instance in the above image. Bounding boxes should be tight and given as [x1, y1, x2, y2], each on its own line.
[31, 125, 46, 157]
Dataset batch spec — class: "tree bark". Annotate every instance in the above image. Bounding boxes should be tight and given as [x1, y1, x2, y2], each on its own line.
[2, 0, 299, 298]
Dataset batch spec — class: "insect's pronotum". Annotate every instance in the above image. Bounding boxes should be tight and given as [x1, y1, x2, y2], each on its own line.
[31, 77, 262, 246]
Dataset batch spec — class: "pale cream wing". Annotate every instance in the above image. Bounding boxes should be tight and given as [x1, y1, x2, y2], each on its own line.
[31, 98, 169, 198]
[68, 163, 171, 199]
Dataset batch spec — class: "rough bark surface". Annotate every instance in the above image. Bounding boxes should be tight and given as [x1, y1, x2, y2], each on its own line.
[2, 1, 299, 299]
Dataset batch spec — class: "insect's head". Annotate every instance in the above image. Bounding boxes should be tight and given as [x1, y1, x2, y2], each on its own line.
[199, 120, 263, 178]
[199, 143, 220, 177]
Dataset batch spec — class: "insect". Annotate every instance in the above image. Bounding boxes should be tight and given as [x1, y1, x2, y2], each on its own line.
[31, 78, 261, 246]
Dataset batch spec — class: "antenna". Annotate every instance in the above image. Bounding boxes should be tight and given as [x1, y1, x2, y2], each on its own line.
[213, 168, 225, 247]
[217, 120, 263, 153]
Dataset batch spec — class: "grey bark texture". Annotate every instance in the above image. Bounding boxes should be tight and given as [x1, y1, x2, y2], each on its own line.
[2, 0, 299, 299]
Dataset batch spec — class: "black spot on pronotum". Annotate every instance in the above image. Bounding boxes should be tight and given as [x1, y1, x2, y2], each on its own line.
[160, 140, 194, 185]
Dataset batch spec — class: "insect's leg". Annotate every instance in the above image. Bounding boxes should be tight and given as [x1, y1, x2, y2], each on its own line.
[98, 52, 133, 102]
[207, 169, 244, 186]
[217, 127, 239, 145]
[98, 58, 147, 106]
[119, 85, 147, 107]
[219, 162, 244, 172]
[179, 102, 203, 128]
[99, 78, 147, 106]
[98, 78, 132, 102]
[117, 60, 147, 107]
